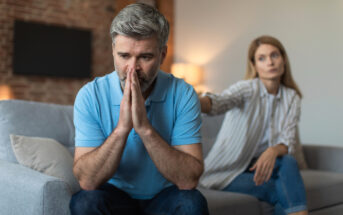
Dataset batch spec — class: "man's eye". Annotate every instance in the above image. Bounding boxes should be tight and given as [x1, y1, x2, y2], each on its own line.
[119, 54, 129, 59]
[141, 55, 152, 61]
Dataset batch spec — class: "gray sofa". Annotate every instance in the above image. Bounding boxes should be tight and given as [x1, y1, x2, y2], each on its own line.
[199, 114, 343, 215]
[1, 99, 343, 215]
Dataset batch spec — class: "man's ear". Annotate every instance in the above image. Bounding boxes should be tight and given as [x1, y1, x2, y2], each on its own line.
[160, 46, 168, 65]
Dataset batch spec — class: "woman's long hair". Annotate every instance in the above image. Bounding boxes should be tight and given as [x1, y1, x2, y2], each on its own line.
[245, 35, 302, 98]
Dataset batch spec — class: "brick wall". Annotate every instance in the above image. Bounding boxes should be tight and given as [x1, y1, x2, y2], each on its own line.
[0, 0, 115, 104]
[0, 0, 174, 105]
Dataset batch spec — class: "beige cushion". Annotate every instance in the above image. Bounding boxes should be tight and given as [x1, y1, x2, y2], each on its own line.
[10, 134, 80, 194]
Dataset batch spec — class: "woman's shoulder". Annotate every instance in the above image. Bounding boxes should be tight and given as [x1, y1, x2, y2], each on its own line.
[281, 85, 299, 97]
[281, 85, 301, 105]
[219, 79, 258, 100]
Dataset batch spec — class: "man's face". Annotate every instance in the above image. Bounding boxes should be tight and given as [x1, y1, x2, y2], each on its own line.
[112, 35, 167, 93]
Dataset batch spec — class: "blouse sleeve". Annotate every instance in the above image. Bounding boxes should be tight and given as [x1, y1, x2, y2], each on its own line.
[205, 80, 253, 115]
[277, 94, 301, 154]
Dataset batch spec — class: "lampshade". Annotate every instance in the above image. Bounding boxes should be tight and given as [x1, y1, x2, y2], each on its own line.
[171, 63, 203, 86]
[0, 84, 14, 100]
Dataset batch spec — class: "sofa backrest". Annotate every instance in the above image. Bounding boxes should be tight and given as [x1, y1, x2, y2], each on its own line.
[0, 100, 226, 163]
[200, 113, 308, 169]
[200, 114, 225, 157]
[0, 100, 75, 163]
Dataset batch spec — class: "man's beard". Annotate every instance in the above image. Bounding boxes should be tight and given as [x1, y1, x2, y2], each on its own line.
[120, 75, 152, 93]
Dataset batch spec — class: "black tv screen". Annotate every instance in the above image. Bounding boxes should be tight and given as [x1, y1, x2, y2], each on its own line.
[13, 20, 92, 78]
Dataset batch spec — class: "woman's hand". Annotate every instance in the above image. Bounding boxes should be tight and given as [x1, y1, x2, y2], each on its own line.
[249, 147, 278, 186]
[199, 95, 212, 113]
[250, 144, 288, 186]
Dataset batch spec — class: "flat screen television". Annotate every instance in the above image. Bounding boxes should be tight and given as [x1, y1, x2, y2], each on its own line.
[13, 20, 92, 78]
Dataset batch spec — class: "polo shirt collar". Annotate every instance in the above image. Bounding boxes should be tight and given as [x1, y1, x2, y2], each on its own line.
[145, 71, 168, 105]
[110, 70, 168, 106]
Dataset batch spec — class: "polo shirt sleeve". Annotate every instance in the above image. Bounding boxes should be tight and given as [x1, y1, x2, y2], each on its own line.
[171, 82, 201, 146]
[74, 85, 106, 147]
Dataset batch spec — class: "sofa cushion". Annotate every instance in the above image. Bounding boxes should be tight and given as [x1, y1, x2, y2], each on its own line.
[309, 204, 343, 215]
[200, 114, 225, 157]
[10, 134, 80, 194]
[0, 100, 75, 163]
[302, 170, 343, 211]
[199, 188, 261, 215]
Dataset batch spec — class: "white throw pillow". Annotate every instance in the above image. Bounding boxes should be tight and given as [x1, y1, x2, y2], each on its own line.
[10, 134, 80, 194]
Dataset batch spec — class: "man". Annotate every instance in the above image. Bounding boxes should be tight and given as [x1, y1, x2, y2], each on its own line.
[70, 3, 209, 215]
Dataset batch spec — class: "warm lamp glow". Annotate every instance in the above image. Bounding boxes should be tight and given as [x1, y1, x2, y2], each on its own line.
[194, 84, 210, 93]
[0, 85, 14, 100]
[171, 63, 203, 86]
[171, 63, 187, 79]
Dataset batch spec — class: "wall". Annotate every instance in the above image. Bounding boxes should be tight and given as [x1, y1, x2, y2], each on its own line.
[0, 0, 116, 104]
[0, 0, 174, 105]
[175, 0, 343, 146]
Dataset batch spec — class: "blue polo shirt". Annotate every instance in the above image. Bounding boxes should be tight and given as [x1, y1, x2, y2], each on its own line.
[74, 70, 201, 199]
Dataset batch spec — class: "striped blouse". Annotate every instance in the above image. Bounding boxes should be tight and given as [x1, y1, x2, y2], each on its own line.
[199, 78, 301, 189]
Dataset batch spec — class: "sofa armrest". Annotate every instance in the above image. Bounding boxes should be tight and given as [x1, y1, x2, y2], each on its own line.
[303, 144, 343, 173]
[0, 159, 71, 215]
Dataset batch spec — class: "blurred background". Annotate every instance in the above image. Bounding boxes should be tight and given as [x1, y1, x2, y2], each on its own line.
[0, 0, 342, 147]
[0, 0, 173, 104]
[174, 0, 343, 147]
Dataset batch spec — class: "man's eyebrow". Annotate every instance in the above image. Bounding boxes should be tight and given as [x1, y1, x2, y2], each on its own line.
[117, 52, 129, 55]
[139, 52, 154, 56]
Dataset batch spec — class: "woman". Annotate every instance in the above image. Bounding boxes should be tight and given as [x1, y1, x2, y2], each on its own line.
[199, 35, 308, 215]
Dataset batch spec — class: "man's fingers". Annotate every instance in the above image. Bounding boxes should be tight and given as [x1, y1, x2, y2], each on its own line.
[131, 71, 139, 105]
[123, 69, 132, 100]
[131, 70, 144, 107]
[132, 70, 142, 93]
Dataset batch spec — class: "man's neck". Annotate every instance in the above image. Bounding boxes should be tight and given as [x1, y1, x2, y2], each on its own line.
[142, 79, 157, 100]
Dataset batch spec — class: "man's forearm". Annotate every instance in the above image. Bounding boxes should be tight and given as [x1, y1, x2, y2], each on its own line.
[138, 125, 204, 190]
[73, 128, 129, 190]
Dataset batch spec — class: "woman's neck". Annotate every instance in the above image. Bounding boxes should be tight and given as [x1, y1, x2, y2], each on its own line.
[260, 78, 280, 95]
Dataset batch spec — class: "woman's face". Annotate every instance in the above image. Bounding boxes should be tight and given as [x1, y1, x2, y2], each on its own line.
[254, 44, 285, 82]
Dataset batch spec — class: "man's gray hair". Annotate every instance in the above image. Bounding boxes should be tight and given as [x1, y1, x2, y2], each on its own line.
[110, 3, 169, 49]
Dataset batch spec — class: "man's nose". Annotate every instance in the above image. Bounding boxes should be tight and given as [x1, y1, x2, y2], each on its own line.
[127, 58, 141, 71]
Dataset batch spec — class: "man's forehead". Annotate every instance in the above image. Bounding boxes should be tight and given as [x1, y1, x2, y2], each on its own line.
[114, 35, 159, 50]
